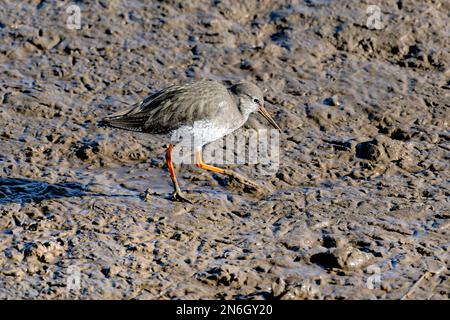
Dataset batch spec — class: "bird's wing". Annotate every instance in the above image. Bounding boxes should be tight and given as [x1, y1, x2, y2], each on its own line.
[102, 81, 232, 133]
[100, 85, 179, 132]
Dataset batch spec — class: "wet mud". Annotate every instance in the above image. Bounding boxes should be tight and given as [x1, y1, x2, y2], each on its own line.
[0, 0, 449, 299]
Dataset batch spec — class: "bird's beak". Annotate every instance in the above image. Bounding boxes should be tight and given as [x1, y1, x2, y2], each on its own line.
[258, 105, 281, 132]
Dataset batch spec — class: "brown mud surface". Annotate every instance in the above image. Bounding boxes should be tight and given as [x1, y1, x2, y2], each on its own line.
[0, 0, 449, 299]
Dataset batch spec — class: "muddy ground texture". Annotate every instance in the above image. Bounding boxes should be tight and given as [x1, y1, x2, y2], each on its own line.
[0, 0, 449, 299]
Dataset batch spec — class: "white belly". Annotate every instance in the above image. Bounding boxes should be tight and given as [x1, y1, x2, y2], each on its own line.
[171, 119, 237, 149]
[169, 118, 244, 165]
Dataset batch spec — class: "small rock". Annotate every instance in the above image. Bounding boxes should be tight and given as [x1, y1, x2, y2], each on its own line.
[355, 135, 406, 162]
[333, 247, 371, 270]
[311, 246, 371, 270]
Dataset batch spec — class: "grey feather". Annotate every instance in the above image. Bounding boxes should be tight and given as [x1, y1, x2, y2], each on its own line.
[101, 80, 237, 134]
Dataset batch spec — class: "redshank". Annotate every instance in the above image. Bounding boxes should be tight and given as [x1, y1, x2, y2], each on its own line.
[100, 80, 281, 203]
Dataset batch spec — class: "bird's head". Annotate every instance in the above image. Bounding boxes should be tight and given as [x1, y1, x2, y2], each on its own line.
[230, 81, 281, 132]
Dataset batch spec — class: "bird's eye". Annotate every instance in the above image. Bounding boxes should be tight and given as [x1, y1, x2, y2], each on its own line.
[253, 98, 260, 105]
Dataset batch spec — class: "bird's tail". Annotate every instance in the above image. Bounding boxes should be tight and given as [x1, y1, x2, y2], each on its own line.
[98, 103, 146, 132]
[98, 115, 146, 132]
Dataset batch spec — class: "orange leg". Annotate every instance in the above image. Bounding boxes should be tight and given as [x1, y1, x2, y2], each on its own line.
[195, 150, 225, 174]
[165, 144, 192, 203]
[166, 144, 177, 181]
[195, 149, 261, 190]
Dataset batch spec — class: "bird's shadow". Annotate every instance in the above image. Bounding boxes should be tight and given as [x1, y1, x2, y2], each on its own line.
[0, 178, 135, 205]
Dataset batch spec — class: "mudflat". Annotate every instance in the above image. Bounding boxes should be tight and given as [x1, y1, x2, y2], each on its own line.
[0, 1, 448, 299]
